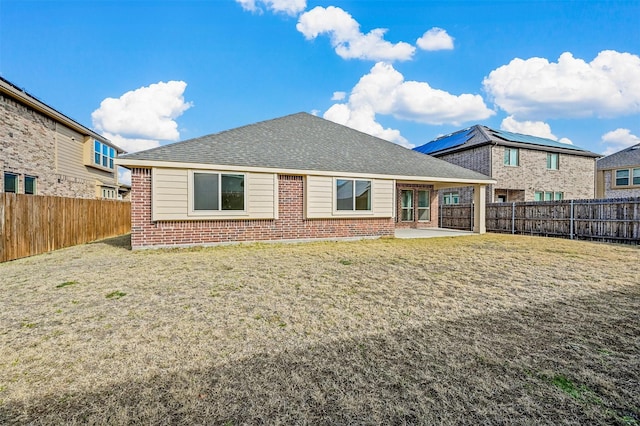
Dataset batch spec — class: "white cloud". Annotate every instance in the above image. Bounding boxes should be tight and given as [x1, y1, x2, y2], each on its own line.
[416, 27, 454, 51]
[297, 6, 415, 61]
[117, 167, 132, 186]
[500, 116, 573, 144]
[349, 62, 493, 125]
[324, 62, 493, 147]
[483, 50, 640, 120]
[103, 132, 161, 154]
[324, 103, 411, 148]
[235, 0, 306, 16]
[601, 128, 640, 155]
[331, 91, 346, 101]
[92, 80, 191, 154]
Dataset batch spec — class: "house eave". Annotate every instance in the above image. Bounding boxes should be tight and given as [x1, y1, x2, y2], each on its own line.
[0, 77, 124, 153]
[431, 140, 600, 158]
[115, 158, 496, 186]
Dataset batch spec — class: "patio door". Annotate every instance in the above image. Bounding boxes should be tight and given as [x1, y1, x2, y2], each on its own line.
[401, 190, 414, 221]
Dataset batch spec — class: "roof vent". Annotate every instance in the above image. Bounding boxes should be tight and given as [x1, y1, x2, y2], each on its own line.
[632, 145, 640, 150]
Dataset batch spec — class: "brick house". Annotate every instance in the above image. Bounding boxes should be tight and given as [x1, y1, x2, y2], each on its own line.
[0, 77, 125, 199]
[596, 143, 640, 198]
[117, 113, 494, 249]
[413, 125, 600, 204]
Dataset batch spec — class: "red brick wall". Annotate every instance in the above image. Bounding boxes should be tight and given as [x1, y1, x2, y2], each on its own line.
[130, 169, 395, 249]
[395, 183, 438, 229]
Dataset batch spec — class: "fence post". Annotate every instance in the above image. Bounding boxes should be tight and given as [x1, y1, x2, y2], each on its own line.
[511, 202, 516, 234]
[570, 199, 574, 240]
[470, 203, 474, 231]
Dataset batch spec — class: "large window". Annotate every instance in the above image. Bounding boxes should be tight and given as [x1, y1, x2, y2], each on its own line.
[336, 179, 371, 211]
[4, 172, 18, 193]
[24, 176, 36, 195]
[443, 192, 459, 205]
[504, 147, 519, 166]
[194, 172, 245, 211]
[547, 153, 559, 170]
[94, 140, 115, 170]
[418, 190, 430, 221]
[615, 168, 640, 186]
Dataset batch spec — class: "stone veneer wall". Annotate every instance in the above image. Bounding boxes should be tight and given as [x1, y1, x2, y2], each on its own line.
[435, 145, 492, 203]
[0, 93, 97, 198]
[130, 169, 395, 249]
[603, 170, 640, 198]
[433, 144, 596, 202]
[490, 145, 596, 200]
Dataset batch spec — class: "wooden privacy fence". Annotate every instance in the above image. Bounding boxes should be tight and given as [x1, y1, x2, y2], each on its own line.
[440, 197, 640, 244]
[1, 193, 131, 262]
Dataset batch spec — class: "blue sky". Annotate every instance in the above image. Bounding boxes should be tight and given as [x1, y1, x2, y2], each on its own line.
[2, 0, 639, 183]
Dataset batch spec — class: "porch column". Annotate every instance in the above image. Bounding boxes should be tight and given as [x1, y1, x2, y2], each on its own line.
[473, 184, 486, 234]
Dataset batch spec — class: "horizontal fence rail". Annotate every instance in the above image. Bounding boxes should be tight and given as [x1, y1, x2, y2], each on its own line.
[440, 197, 640, 245]
[1, 193, 131, 262]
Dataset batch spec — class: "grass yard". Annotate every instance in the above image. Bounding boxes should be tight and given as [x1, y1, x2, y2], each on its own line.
[0, 233, 638, 425]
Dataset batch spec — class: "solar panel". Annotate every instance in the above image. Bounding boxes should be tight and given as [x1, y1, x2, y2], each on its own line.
[414, 128, 474, 154]
[491, 129, 589, 152]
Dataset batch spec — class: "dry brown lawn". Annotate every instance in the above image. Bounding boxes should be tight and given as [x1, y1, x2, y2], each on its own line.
[0, 233, 638, 425]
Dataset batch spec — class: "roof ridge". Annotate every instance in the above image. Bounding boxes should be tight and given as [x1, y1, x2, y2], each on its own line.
[472, 124, 494, 143]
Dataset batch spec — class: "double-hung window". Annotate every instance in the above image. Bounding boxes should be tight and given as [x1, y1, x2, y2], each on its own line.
[547, 153, 559, 170]
[615, 169, 629, 186]
[443, 192, 459, 205]
[504, 148, 519, 166]
[336, 179, 371, 211]
[418, 190, 430, 221]
[615, 168, 640, 186]
[4, 172, 18, 193]
[94, 140, 115, 170]
[193, 172, 244, 211]
[24, 176, 36, 195]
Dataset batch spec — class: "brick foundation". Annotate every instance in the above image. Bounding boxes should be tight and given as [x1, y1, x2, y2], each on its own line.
[131, 169, 395, 249]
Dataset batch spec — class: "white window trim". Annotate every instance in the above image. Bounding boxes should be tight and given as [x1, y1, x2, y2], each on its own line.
[187, 170, 248, 217]
[332, 177, 374, 216]
[443, 191, 460, 205]
[91, 140, 116, 172]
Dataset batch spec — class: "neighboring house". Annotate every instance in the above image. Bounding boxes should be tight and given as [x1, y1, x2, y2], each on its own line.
[117, 113, 494, 249]
[0, 77, 125, 199]
[596, 143, 640, 198]
[413, 125, 600, 204]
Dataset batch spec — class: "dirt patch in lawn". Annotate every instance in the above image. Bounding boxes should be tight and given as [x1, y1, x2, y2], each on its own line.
[0, 234, 638, 424]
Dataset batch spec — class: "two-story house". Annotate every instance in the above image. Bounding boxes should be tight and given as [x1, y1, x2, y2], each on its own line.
[596, 143, 640, 198]
[413, 125, 600, 204]
[1, 77, 125, 199]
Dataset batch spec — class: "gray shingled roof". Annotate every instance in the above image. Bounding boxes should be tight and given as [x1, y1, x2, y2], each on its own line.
[119, 112, 492, 181]
[414, 124, 600, 158]
[597, 143, 640, 169]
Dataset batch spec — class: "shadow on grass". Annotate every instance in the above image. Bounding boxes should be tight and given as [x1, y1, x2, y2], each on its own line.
[2, 288, 638, 425]
[91, 233, 131, 250]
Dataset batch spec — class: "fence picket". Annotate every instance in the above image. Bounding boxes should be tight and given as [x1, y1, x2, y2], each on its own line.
[441, 197, 640, 245]
[1, 194, 131, 262]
